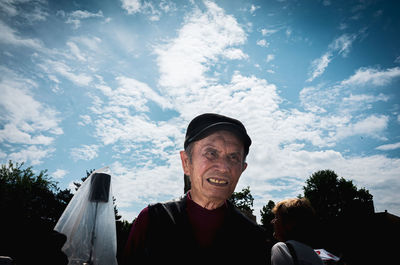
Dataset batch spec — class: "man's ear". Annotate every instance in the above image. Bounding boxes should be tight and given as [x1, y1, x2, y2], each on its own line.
[180, 150, 191, 175]
[242, 162, 247, 173]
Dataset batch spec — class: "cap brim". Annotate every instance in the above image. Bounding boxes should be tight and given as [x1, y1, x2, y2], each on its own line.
[184, 122, 251, 154]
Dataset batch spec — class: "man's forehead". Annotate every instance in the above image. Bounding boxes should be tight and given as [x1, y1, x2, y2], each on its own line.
[196, 130, 244, 148]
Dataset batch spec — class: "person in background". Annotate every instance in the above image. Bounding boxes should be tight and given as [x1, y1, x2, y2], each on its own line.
[123, 113, 269, 265]
[271, 198, 323, 265]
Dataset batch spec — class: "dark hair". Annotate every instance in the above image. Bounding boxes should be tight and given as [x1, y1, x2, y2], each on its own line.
[273, 198, 317, 244]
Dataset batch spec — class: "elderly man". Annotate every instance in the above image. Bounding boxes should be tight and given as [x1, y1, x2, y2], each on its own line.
[123, 113, 269, 265]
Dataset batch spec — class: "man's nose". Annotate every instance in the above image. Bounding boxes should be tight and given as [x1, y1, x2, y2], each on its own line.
[214, 155, 231, 172]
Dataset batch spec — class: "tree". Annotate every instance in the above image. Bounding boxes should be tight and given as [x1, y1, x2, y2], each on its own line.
[260, 200, 275, 228]
[260, 200, 275, 241]
[230, 186, 256, 221]
[303, 170, 375, 263]
[0, 161, 73, 265]
[303, 169, 374, 221]
[230, 186, 254, 214]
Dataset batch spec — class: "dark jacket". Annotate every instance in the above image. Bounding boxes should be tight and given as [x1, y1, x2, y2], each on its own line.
[132, 193, 270, 265]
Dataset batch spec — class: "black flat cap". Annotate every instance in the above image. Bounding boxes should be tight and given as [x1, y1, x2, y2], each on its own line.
[184, 113, 251, 155]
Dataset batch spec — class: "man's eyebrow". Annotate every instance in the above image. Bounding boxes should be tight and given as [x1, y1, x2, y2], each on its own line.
[201, 144, 218, 151]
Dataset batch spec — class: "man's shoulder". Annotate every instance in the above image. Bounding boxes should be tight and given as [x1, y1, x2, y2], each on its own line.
[227, 201, 266, 235]
[227, 201, 262, 226]
[148, 194, 187, 224]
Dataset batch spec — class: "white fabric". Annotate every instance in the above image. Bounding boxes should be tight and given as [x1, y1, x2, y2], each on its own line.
[271, 240, 324, 265]
[54, 168, 117, 265]
[314, 249, 340, 261]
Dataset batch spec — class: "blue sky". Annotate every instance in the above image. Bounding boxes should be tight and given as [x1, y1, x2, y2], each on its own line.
[1, 0, 400, 222]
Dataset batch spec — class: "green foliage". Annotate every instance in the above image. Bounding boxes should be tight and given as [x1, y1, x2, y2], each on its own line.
[0, 161, 72, 226]
[303, 169, 374, 221]
[0, 161, 73, 264]
[260, 200, 275, 228]
[230, 186, 254, 214]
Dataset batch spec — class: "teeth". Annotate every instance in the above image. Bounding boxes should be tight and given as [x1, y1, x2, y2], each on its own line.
[208, 178, 228, 184]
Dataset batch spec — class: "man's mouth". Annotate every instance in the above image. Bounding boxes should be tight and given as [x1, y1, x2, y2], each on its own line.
[207, 177, 229, 186]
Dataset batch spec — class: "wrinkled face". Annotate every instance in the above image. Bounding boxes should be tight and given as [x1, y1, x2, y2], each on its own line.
[180, 130, 247, 207]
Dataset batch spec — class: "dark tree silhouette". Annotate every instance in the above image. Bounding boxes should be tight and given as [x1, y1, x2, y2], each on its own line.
[304, 169, 374, 221]
[0, 161, 73, 265]
[303, 169, 375, 265]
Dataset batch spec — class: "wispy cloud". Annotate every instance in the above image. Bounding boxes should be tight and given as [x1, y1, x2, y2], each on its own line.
[6, 146, 55, 166]
[0, 67, 63, 145]
[0, 0, 48, 22]
[376, 142, 400, 151]
[260, 28, 278, 36]
[155, 0, 247, 92]
[70, 144, 100, 161]
[38, 59, 93, 87]
[256, 39, 268, 47]
[59, 9, 104, 29]
[307, 34, 356, 82]
[120, 0, 176, 21]
[120, 0, 141, 14]
[341, 66, 400, 86]
[52, 169, 69, 179]
[69, 10, 103, 28]
[0, 20, 43, 49]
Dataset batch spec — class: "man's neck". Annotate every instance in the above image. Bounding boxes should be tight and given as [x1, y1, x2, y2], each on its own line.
[188, 191, 226, 210]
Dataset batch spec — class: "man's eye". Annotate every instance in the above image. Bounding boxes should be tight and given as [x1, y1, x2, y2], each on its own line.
[229, 154, 241, 163]
[205, 149, 217, 159]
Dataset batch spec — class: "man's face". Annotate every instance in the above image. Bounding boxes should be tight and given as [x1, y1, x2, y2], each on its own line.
[180, 130, 247, 208]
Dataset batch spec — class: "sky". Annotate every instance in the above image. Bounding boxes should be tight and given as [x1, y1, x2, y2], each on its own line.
[1, 0, 400, 223]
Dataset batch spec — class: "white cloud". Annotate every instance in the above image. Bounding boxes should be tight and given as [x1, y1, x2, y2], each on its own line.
[70, 144, 99, 161]
[120, 0, 141, 14]
[334, 115, 388, 141]
[222, 48, 248, 60]
[285, 28, 292, 37]
[0, 20, 43, 49]
[0, 0, 48, 22]
[7, 146, 55, 165]
[256, 39, 268, 47]
[307, 53, 331, 82]
[376, 142, 400, 151]
[78, 115, 92, 126]
[0, 67, 63, 147]
[341, 67, 400, 87]
[95, 76, 172, 113]
[0, 0, 18, 16]
[52, 169, 69, 179]
[266, 54, 275, 63]
[261, 28, 278, 36]
[67, 41, 86, 62]
[65, 10, 103, 29]
[71, 36, 102, 51]
[342, 93, 389, 103]
[39, 59, 93, 86]
[307, 34, 356, 82]
[120, 0, 174, 21]
[329, 34, 356, 57]
[250, 4, 260, 14]
[155, 0, 246, 92]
